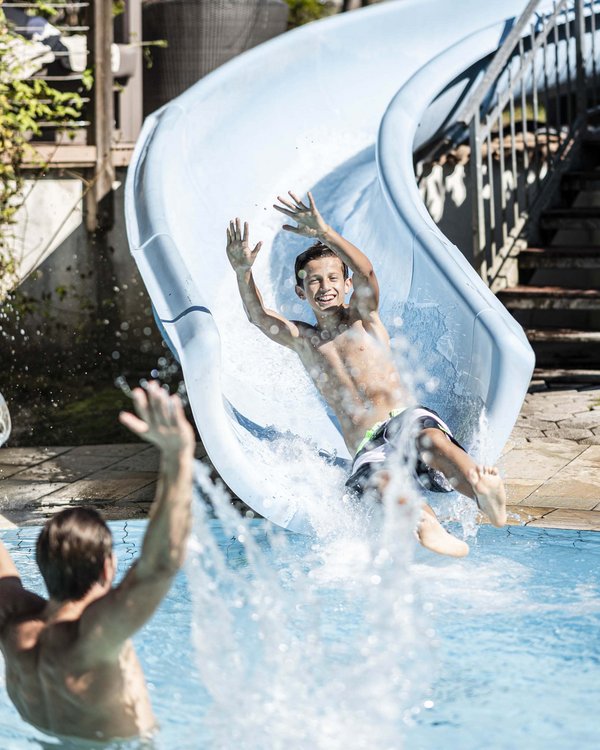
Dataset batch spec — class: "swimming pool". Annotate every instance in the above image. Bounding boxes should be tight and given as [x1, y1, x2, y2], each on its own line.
[0, 518, 598, 749]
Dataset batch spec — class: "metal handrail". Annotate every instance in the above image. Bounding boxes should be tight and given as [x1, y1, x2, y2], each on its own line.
[456, 0, 542, 127]
[445, 0, 599, 288]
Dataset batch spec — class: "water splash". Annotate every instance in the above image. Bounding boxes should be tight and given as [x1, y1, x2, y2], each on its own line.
[186, 456, 435, 750]
[0, 391, 11, 447]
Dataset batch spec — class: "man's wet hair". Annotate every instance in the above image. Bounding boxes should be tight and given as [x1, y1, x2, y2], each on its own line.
[294, 242, 349, 286]
[36, 507, 113, 602]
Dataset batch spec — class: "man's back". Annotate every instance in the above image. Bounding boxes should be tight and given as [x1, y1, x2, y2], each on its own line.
[0, 382, 195, 742]
[2, 607, 154, 741]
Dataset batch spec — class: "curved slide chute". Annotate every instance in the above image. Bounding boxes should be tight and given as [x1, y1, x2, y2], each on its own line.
[125, 0, 536, 532]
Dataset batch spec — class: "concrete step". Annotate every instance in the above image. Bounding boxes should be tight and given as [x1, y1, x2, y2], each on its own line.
[539, 206, 600, 232]
[526, 328, 600, 367]
[561, 170, 600, 192]
[534, 367, 600, 384]
[498, 285, 600, 310]
[526, 328, 600, 343]
[519, 246, 600, 269]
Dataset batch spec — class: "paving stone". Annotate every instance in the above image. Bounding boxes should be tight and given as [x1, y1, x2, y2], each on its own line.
[0, 446, 71, 467]
[500, 442, 583, 483]
[506, 505, 555, 525]
[527, 509, 600, 531]
[578, 436, 600, 445]
[110, 449, 160, 473]
[505, 482, 545, 504]
[523, 412, 573, 423]
[557, 415, 600, 430]
[0, 510, 32, 529]
[509, 427, 544, 440]
[516, 417, 560, 430]
[0, 480, 69, 509]
[116, 482, 157, 504]
[13, 453, 122, 482]
[577, 446, 600, 466]
[0, 464, 27, 480]
[525, 462, 600, 508]
[543, 428, 594, 441]
[66, 444, 148, 459]
[44, 471, 157, 503]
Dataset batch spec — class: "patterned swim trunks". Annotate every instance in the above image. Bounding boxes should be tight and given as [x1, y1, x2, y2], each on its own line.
[345, 406, 465, 495]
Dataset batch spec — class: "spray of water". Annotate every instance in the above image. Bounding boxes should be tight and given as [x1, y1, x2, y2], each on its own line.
[186, 444, 435, 750]
[0, 391, 11, 447]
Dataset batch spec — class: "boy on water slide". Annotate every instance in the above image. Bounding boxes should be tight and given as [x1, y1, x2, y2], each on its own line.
[226, 191, 507, 557]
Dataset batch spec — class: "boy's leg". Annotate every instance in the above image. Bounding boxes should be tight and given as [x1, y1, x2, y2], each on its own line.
[417, 428, 507, 527]
[371, 470, 469, 558]
[417, 503, 469, 558]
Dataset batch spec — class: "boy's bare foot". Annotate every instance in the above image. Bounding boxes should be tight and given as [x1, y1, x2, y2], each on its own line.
[469, 466, 507, 527]
[417, 507, 469, 558]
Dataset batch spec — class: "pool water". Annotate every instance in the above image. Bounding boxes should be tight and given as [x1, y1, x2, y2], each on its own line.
[0, 520, 598, 749]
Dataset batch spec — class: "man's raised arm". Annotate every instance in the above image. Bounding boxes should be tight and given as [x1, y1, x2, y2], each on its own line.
[78, 382, 195, 658]
[274, 191, 380, 316]
[226, 218, 301, 349]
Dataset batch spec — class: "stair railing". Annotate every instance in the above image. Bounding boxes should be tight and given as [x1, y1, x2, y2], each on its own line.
[449, 0, 598, 288]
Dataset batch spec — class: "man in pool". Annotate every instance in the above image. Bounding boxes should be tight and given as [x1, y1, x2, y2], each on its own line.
[0, 381, 194, 742]
[226, 191, 507, 557]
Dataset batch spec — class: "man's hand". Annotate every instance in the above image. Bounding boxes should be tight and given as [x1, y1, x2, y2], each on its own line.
[226, 218, 263, 273]
[119, 381, 195, 457]
[273, 191, 329, 239]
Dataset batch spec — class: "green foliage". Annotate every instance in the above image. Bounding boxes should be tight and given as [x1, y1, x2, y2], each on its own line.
[112, 1, 126, 18]
[0, 7, 85, 297]
[284, 0, 336, 29]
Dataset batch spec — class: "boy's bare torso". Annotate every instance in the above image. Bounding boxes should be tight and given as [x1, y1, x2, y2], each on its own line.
[2, 597, 155, 741]
[291, 309, 409, 453]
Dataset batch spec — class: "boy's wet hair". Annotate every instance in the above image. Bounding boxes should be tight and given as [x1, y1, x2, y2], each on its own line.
[294, 242, 349, 286]
[36, 507, 113, 601]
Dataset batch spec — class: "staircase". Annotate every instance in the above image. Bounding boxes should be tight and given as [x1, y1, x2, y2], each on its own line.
[497, 130, 600, 384]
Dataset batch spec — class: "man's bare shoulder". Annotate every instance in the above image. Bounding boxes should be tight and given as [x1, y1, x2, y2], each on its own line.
[0, 580, 46, 641]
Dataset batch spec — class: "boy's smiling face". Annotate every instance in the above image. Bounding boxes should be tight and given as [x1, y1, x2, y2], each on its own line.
[295, 256, 352, 314]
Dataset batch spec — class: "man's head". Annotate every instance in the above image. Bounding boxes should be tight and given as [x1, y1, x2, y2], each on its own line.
[36, 507, 115, 602]
[294, 242, 351, 313]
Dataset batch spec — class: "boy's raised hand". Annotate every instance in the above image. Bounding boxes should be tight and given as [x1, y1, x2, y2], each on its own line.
[274, 191, 329, 238]
[226, 218, 263, 272]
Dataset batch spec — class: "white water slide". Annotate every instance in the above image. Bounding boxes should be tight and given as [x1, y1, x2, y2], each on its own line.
[126, 0, 538, 532]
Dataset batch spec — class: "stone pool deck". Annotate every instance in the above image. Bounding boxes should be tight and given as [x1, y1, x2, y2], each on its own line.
[0, 385, 599, 531]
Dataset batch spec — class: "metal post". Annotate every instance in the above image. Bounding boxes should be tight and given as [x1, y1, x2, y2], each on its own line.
[574, 0, 587, 117]
[470, 118, 487, 280]
[86, 0, 115, 232]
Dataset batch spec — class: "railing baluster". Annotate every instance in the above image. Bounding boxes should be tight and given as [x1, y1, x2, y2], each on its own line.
[508, 71, 520, 230]
[486, 123, 497, 277]
[498, 102, 508, 248]
[565, 1, 574, 127]
[470, 117, 487, 281]
[574, 0, 588, 117]
[591, 1, 598, 108]
[455, 0, 594, 284]
[531, 22, 542, 201]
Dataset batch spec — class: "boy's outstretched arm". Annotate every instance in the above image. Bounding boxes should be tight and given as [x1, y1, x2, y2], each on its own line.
[226, 218, 301, 349]
[274, 191, 379, 317]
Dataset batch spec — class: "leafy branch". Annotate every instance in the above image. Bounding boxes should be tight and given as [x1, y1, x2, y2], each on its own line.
[0, 5, 86, 298]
